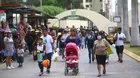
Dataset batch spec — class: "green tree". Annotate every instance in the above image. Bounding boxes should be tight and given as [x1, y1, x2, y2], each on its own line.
[1, 0, 22, 4]
[24, 0, 40, 6]
[45, 0, 57, 6]
[34, 5, 64, 16]
[23, 0, 64, 8]
[56, 0, 65, 8]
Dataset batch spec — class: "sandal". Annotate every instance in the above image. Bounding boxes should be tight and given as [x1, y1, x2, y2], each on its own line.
[103, 70, 106, 74]
[97, 74, 101, 77]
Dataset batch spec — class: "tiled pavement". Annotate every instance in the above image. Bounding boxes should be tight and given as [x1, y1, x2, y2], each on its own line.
[0, 48, 140, 78]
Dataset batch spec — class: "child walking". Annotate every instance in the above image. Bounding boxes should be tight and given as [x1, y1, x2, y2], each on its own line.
[36, 38, 46, 76]
[17, 44, 24, 67]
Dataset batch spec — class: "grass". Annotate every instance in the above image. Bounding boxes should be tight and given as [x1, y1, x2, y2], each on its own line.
[124, 43, 140, 56]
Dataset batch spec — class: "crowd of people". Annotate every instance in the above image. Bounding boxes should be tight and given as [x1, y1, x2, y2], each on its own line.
[0, 21, 126, 77]
[56, 26, 126, 77]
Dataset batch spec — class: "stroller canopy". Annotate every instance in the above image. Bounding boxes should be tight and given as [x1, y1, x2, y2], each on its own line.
[65, 42, 78, 56]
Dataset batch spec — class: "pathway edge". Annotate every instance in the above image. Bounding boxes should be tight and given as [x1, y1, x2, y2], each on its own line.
[124, 49, 140, 62]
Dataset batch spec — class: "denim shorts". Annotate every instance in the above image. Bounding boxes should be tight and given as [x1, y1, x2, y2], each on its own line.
[4, 49, 13, 56]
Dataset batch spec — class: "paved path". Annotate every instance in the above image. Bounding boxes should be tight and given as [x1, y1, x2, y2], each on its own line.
[0, 48, 140, 78]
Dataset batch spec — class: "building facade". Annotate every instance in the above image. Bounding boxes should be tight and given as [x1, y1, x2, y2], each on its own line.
[91, 0, 103, 12]
[81, 0, 92, 10]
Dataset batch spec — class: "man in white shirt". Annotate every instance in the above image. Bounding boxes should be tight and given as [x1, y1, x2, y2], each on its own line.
[41, 29, 54, 73]
[114, 27, 126, 63]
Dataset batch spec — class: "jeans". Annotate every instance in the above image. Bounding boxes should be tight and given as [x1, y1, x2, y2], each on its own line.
[45, 52, 53, 69]
[38, 62, 43, 73]
[87, 47, 93, 62]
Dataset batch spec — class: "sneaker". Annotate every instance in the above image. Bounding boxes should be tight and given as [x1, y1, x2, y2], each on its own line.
[89, 60, 91, 63]
[7, 66, 11, 69]
[47, 69, 50, 73]
[10, 66, 15, 69]
[62, 59, 65, 62]
[39, 72, 43, 76]
[18, 65, 21, 68]
[120, 60, 123, 63]
[106, 60, 108, 64]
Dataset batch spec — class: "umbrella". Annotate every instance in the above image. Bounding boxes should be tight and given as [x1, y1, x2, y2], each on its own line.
[4, 29, 11, 33]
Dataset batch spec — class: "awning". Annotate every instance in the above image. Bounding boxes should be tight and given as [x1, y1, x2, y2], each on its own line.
[26, 15, 56, 19]
[0, 4, 41, 14]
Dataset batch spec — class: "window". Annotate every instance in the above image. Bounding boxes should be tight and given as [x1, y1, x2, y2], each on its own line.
[101, 4, 102, 7]
[86, 5, 89, 8]
[86, 0, 89, 2]
[90, 5, 92, 8]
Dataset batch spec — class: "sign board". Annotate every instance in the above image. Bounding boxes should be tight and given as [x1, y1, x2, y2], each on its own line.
[113, 16, 121, 23]
[108, 27, 115, 33]
[71, 11, 76, 15]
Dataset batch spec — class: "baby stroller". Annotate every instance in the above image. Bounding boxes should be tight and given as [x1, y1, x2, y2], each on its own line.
[64, 42, 79, 76]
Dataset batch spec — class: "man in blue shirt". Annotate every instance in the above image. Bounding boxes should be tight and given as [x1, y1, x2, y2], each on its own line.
[85, 30, 96, 63]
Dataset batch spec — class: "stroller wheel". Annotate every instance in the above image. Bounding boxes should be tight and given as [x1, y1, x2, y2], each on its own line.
[64, 68, 68, 76]
[75, 67, 79, 75]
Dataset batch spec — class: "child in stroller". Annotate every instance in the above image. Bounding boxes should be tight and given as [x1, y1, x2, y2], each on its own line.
[64, 42, 79, 75]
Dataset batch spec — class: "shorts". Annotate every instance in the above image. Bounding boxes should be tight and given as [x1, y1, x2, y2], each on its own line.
[4, 49, 13, 56]
[115, 45, 124, 55]
[96, 55, 106, 65]
[17, 56, 24, 63]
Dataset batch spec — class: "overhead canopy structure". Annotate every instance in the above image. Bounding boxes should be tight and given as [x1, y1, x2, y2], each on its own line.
[50, 9, 117, 33]
[0, 3, 41, 14]
[26, 15, 56, 26]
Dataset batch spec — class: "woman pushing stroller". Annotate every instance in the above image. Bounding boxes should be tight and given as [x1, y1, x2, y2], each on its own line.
[64, 28, 81, 75]
[65, 28, 81, 58]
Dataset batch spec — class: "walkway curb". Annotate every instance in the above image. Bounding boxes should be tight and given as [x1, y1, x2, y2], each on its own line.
[124, 49, 140, 62]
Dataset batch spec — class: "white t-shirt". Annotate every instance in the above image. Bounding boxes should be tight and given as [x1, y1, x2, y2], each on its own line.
[37, 45, 44, 51]
[41, 35, 53, 53]
[114, 33, 126, 46]
[61, 33, 69, 42]
[4, 37, 14, 50]
[17, 49, 24, 56]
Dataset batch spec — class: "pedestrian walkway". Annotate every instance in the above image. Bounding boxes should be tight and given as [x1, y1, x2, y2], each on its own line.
[0, 49, 140, 78]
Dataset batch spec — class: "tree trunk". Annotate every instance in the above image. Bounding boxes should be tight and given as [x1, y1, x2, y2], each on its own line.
[117, 0, 123, 28]
[123, 0, 131, 42]
[130, 0, 140, 46]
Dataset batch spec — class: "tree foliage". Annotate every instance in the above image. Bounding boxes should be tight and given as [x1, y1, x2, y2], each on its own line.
[34, 5, 64, 16]
[24, 0, 40, 6]
[1, 0, 23, 4]
[23, 0, 64, 8]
